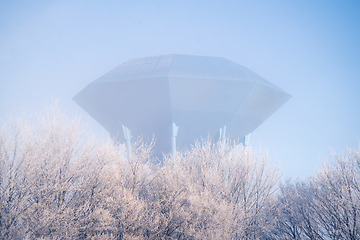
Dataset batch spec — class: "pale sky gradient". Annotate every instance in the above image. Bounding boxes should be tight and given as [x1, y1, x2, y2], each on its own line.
[1, 0, 359, 180]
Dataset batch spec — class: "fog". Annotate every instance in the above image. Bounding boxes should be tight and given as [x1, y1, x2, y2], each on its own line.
[1, 0, 359, 179]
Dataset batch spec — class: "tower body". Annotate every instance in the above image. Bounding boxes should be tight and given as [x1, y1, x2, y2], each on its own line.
[73, 54, 291, 157]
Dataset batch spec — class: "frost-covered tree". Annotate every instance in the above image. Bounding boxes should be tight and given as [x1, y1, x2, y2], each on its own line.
[0, 105, 280, 239]
[311, 147, 360, 240]
[265, 145, 360, 240]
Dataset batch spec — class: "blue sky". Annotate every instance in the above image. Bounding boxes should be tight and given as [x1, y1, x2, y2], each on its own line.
[1, 0, 359, 180]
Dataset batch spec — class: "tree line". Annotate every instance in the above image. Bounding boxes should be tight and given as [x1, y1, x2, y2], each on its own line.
[263, 145, 360, 240]
[0, 106, 359, 239]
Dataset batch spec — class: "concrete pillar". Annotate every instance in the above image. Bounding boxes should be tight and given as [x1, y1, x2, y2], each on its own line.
[122, 125, 132, 157]
[219, 125, 227, 145]
[171, 122, 179, 158]
[244, 133, 251, 147]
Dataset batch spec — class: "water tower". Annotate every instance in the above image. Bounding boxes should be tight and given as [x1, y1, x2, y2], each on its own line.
[73, 54, 291, 157]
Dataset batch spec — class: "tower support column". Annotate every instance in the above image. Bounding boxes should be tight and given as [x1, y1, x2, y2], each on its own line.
[244, 133, 251, 147]
[171, 122, 179, 158]
[219, 125, 227, 145]
[122, 125, 132, 157]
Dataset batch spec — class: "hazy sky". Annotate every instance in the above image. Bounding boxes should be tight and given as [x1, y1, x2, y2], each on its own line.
[1, 0, 359, 180]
